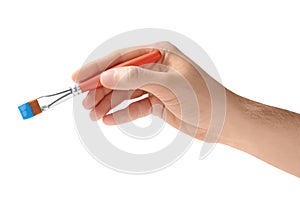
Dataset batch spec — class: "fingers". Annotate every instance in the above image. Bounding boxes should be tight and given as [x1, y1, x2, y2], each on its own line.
[82, 87, 112, 109]
[89, 89, 145, 121]
[102, 96, 164, 125]
[71, 40, 181, 83]
[72, 45, 162, 83]
[71, 41, 186, 83]
[101, 96, 204, 139]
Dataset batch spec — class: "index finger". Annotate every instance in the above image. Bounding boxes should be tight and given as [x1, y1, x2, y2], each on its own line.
[72, 45, 158, 83]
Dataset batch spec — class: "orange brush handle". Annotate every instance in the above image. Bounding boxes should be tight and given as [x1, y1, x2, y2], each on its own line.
[79, 50, 162, 92]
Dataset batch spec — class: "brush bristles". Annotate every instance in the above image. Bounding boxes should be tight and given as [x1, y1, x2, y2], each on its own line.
[28, 99, 42, 115]
[18, 99, 42, 120]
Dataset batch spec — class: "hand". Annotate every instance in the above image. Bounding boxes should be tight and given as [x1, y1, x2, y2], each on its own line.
[72, 41, 226, 140]
[72, 41, 300, 177]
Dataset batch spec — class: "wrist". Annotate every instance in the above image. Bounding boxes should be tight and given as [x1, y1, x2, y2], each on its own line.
[218, 90, 249, 146]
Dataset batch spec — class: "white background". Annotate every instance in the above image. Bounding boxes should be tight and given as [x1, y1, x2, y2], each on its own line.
[0, 0, 299, 199]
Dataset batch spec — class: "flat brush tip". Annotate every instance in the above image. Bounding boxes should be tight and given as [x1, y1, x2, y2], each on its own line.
[18, 99, 42, 120]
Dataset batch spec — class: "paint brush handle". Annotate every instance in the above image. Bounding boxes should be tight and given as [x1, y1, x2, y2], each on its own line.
[79, 50, 162, 92]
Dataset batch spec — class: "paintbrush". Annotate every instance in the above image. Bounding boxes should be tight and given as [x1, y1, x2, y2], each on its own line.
[18, 50, 162, 120]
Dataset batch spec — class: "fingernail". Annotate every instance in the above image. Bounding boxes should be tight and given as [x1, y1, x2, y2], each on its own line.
[101, 70, 115, 87]
[71, 70, 79, 82]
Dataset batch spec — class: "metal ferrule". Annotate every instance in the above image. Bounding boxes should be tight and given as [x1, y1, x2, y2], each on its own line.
[37, 84, 81, 111]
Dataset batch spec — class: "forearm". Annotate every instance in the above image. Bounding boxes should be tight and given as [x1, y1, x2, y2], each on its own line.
[220, 90, 300, 177]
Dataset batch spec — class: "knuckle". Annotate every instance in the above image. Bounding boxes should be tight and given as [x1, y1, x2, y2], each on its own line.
[127, 66, 140, 80]
[157, 41, 173, 47]
[153, 41, 179, 51]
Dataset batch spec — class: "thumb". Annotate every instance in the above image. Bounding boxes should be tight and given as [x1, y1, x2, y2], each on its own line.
[100, 66, 166, 90]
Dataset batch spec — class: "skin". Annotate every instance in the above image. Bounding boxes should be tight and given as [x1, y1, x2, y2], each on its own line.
[72, 42, 300, 178]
